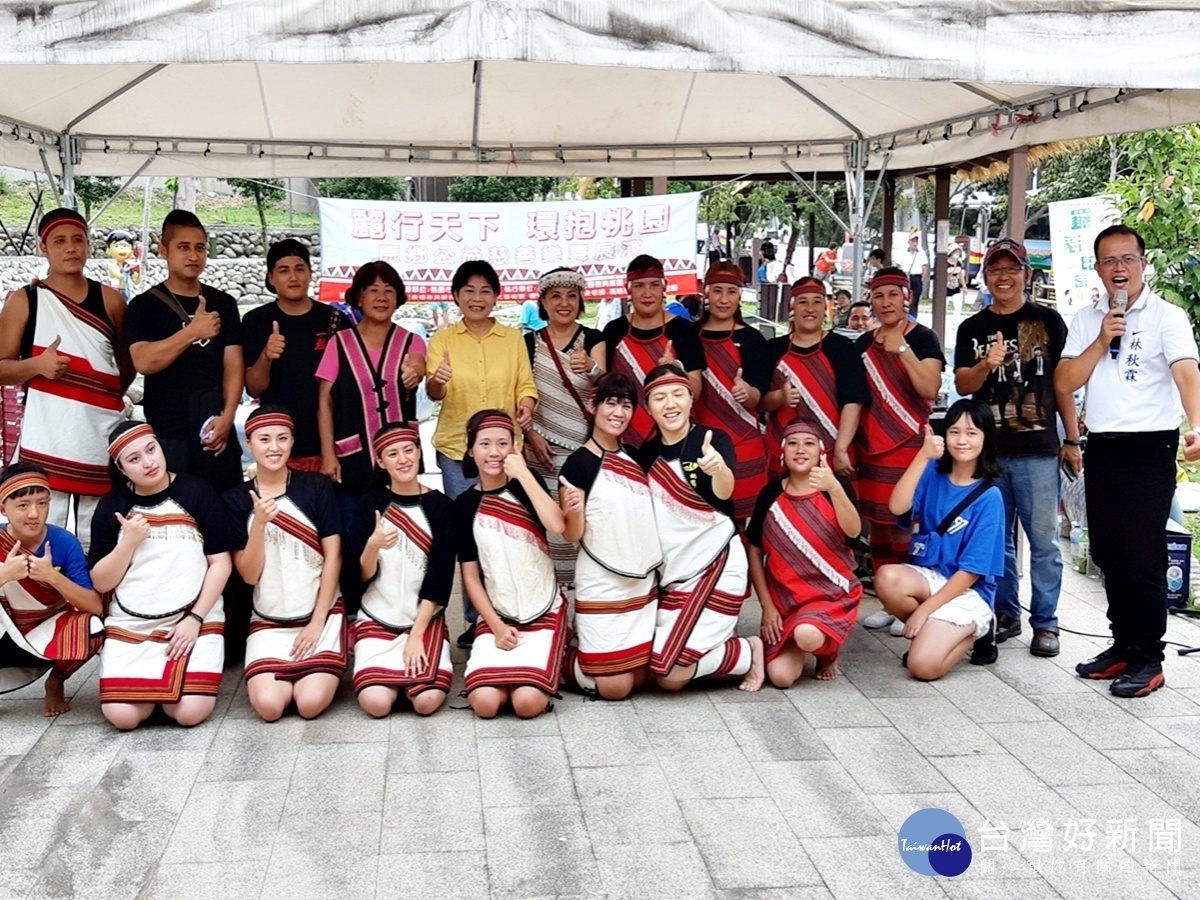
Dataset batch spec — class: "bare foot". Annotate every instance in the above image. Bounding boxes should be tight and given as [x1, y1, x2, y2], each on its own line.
[43, 674, 71, 717]
[814, 658, 840, 681]
[739, 636, 765, 692]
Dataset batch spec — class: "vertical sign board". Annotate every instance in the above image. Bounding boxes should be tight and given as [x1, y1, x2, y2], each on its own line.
[1048, 195, 1120, 320]
[318, 193, 702, 303]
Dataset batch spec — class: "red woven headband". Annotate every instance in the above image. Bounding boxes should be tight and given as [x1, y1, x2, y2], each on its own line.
[790, 277, 826, 298]
[870, 272, 910, 293]
[475, 415, 514, 435]
[627, 263, 665, 282]
[245, 412, 294, 438]
[107, 424, 156, 460]
[0, 472, 50, 503]
[373, 426, 421, 456]
[39, 211, 87, 241]
[705, 271, 743, 289]
[782, 420, 826, 449]
[644, 373, 692, 396]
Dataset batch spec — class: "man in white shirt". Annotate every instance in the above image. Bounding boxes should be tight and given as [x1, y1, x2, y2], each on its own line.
[594, 295, 624, 332]
[902, 234, 929, 301]
[1056, 224, 1200, 698]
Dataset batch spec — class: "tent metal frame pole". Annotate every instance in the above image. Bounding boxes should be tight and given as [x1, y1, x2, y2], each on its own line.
[846, 140, 868, 304]
[37, 148, 61, 207]
[59, 137, 78, 210]
[781, 160, 847, 232]
[63, 65, 168, 132]
[86, 155, 155, 226]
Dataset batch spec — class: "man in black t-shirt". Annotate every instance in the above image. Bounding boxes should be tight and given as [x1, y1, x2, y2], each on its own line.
[243, 239, 349, 470]
[125, 210, 245, 493]
[953, 239, 1081, 658]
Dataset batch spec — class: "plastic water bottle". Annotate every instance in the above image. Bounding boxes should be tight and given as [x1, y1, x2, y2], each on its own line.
[1069, 522, 1083, 567]
[1077, 527, 1091, 575]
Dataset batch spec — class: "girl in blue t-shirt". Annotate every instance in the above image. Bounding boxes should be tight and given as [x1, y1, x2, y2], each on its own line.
[875, 397, 1004, 681]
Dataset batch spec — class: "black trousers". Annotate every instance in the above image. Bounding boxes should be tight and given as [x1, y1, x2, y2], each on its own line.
[908, 274, 923, 301]
[1084, 431, 1177, 662]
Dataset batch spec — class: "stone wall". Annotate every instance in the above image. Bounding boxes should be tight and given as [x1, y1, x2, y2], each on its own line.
[0, 225, 320, 260]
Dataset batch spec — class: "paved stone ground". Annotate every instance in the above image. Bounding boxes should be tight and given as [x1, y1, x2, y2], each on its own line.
[2, 553, 1199, 900]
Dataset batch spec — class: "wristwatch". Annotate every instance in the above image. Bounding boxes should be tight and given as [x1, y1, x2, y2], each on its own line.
[586, 361, 601, 377]
[897, 343, 910, 355]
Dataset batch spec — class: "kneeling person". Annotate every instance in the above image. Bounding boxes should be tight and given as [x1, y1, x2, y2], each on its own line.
[89, 421, 235, 730]
[747, 422, 863, 688]
[0, 463, 104, 716]
[349, 423, 455, 717]
[224, 407, 347, 722]
[876, 399, 1004, 681]
[457, 411, 568, 719]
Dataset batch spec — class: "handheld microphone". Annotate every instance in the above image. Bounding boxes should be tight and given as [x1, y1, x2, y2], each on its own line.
[1110, 289, 1128, 359]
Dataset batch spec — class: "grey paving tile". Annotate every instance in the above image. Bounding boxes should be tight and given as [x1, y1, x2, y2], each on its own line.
[785, 677, 891, 728]
[474, 704, 562, 737]
[0, 784, 84, 868]
[930, 753, 1079, 827]
[484, 805, 598, 897]
[388, 711, 478, 773]
[818, 726, 952, 794]
[1055, 782, 1200, 871]
[196, 715, 304, 781]
[573, 764, 691, 846]
[649, 730, 768, 800]
[715, 702, 833, 762]
[381, 771, 482, 845]
[941, 878, 1062, 899]
[752, 760, 890, 838]
[714, 890, 834, 900]
[93, 748, 207, 820]
[1035, 856, 1181, 900]
[259, 840, 378, 900]
[802, 835, 949, 900]
[981, 721, 1135, 786]
[283, 742, 387, 817]
[872, 697, 1005, 757]
[1103, 747, 1200, 822]
[0, 753, 21, 787]
[843, 656, 945, 699]
[6, 723, 123, 787]
[989, 649, 1094, 695]
[271, 811, 383, 860]
[634, 690, 727, 732]
[0, 700, 54, 754]
[933, 669, 1053, 724]
[478, 734, 574, 807]
[161, 779, 288, 863]
[26, 818, 168, 900]
[376, 851, 489, 900]
[1026, 693, 1177, 751]
[594, 842, 718, 900]
[0, 869, 37, 900]
[140, 861, 268, 900]
[682, 797, 822, 889]
[1143, 715, 1200, 755]
[1113, 686, 1200, 719]
[302, 697, 392, 743]
[557, 699, 656, 768]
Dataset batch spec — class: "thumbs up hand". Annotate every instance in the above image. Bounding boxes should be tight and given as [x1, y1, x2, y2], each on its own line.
[367, 509, 399, 551]
[37, 335, 70, 380]
[697, 429, 726, 476]
[28, 542, 58, 585]
[188, 295, 221, 341]
[249, 490, 279, 527]
[984, 331, 1007, 370]
[0, 543, 30, 587]
[920, 423, 945, 461]
[730, 367, 750, 405]
[808, 453, 838, 492]
[264, 319, 286, 361]
[400, 353, 425, 390]
[558, 476, 584, 514]
[568, 343, 592, 374]
[115, 511, 151, 547]
[431, 349, 453, 386]
[658, 340, 679, 368]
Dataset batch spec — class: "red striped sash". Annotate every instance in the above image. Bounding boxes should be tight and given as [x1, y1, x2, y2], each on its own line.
[860, 341, 931, 455]
[695, 335, 760, 442]
[384, 504, 433, 556]
[271, 509, 323, 556]
[602, 450, 649, 487]
[651, 545, 728, 675]
[27, 354, 124, 411]
[766, 345, 841, 457]
[479, 494, 548, 553]
[15, 448, 110, 495]
[648, 458, 711, 515]
[38, 281, 116, 343]
[611, 331, 670, 449]
[762, 491, 859, 615]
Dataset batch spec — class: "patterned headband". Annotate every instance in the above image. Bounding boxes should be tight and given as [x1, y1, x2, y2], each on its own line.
[870, 272, 910, 294]
[539, 269, 586, 295]
[644, 372, 692, 396]
[790, 277, 826, 298]
[0, 472, 51, 503]
[627, 261, 665, 281]
[107, 423, 156, 461]
[782, 419, 826, 449]
[705, 270, 744, 289]
[373, 426, 421, 456]
[39, 209, 87, 241]
[474, 414, 515, 436]
[245, 412, 294, 438]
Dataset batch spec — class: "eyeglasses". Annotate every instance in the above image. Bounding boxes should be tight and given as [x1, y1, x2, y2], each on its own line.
[986, 266, 1024, 276]
[1097, 255, 1144, 268]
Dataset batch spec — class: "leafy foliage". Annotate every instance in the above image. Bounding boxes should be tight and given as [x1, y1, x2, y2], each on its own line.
[1107, 125, 1200, 336]
[447, 177, 559, 203]
[318, 178, 406, 201]
[226, 178, 285, 246]
[73, 176, 121, 218]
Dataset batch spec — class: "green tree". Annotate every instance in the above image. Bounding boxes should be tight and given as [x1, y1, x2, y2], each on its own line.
[226, 178, 285, 250]
[73, 176, 121, 219]
[447, 177, 560, 203]
[318, 177, 405, 201]
[1107, 125, 1200, 337]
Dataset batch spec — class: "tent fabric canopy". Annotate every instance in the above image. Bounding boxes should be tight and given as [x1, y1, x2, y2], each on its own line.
[3, 0, 1200, 178]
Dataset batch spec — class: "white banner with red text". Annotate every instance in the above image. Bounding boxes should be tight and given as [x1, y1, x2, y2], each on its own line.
[317, 193, 702, 304]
